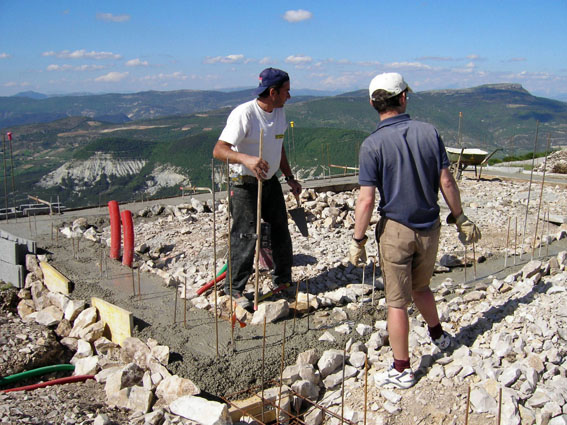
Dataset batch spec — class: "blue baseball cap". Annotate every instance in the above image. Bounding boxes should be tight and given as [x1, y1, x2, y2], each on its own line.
[253, 68, 289, 96]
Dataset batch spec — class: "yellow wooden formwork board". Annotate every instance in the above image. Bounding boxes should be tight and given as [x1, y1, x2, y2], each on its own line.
[91, 297, 133, 346]
[39, 261, 71, 295]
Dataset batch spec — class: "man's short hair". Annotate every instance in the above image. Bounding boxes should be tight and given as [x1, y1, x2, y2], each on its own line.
[371, 89, 405, 113]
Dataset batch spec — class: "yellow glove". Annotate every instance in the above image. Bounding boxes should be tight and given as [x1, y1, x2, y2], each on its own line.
[349, 235, 368, 265]
[447, 213, 481, 245]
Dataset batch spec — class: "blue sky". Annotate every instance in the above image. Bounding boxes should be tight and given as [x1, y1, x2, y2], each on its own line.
[1, 1, 566, 100]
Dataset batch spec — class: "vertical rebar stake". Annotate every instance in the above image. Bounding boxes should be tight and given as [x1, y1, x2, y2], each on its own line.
[292, 280, 300, 335]
[472, 241, 477, 280]
[306, 279, 310, 331]
[261, 316, 266, 422]
[277, 320, 287, 425]
[254, 130, 264, 311]
[173, 280, 178, 325]
[131, 268, 135, 297]
[364, 356, 368, 425]
[226, 158, 234, 349]
[497, 387, 503, 425]
[465, 386, 470, 425]
[100, 245, 103, 278]
[137, 267, 141, 299]
[184, 276, 187, 328]
[504, 216, 511, 268]
[463, 245, 467, 284]
[520, 120, 540, 260]
[212, 159, 219, 358]
[546, 208, 550, 257]
[372, 259, 376, 306]
[341, 345, 346, 424]
[514, 216, 518, 265]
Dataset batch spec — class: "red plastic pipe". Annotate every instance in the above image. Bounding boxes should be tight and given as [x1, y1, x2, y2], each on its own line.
[121, 210, 134, 267]
[2, 375, 95, 393]
[196, 271, 227, 296]
[108, 201, 121, 260]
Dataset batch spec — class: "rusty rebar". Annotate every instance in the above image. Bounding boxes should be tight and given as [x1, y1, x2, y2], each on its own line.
[292, 280, 300, 334]
[173, 281, 178, 324]
[463, 244, 467, 284]
[277, 321, 287, 425]
[533, 132, 551, 259]
[497, 387, 502, 425]
[514, 216, 518, 265]
[137, 267, 141, 299]
[372, 258, 376, 306]
[465, 386, 470, 425]
[341, 345, 346, 423]
[184, 276, 187, 327]
[131, 267, 135, 297]
[212, 159, 219, 358]
[306, 279, 310, 331]
[227, 159, 234, 349]
[364, 356, 368, 425]
[520, 120, 539, 260]
[504, 216, 511, 268]
[261, 316, 266, 422]
[472, 241, 477, 280]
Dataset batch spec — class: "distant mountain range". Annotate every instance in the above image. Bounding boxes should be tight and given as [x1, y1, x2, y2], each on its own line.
[1, 83, 565, 208]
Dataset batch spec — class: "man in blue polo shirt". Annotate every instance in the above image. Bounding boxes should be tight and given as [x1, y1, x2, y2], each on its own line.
[349, 72, 480, 389]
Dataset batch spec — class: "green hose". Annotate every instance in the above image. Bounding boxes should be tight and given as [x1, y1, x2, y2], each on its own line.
[217, 263, 227, 277]
[0, 364, 75, 385]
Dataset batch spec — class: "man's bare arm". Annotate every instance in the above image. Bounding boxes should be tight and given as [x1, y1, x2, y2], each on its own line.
[439, 168, 463, 217]
[212, 140, 268, 180]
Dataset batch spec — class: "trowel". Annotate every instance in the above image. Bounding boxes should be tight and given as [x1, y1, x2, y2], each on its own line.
[289, 194, 308, 237]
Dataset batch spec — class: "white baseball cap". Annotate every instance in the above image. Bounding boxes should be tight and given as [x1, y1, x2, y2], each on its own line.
[369, 73, 411, 100]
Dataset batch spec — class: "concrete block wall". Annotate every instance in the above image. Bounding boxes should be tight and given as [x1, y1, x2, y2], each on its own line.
[0, 230, 36, 288]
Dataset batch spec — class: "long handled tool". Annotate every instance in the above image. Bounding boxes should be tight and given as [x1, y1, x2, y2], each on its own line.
[254, 129, 264, 310]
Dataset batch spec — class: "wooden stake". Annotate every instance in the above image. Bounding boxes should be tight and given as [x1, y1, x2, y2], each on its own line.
[226, 159, 234, 348]
[212, 159, 219, 358]
[546, 208, 550, 257]
[254, 129, 264, 311]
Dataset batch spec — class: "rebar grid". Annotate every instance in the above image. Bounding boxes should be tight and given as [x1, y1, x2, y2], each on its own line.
[221, 379, 358, 425]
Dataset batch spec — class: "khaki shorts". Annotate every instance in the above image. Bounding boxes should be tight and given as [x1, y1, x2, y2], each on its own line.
[376, 218, 440, 308]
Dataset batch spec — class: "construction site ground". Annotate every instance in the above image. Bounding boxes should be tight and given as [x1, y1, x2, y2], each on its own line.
[1, 168, 567, 424]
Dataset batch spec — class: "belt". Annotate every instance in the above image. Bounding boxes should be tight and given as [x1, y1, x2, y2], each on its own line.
[231, 175, 258, 185]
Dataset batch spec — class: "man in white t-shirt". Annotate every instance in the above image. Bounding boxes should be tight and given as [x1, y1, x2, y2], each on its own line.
[213, 68, 302, 309]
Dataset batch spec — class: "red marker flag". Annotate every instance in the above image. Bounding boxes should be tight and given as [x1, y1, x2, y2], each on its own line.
[6, 132, 12, 141]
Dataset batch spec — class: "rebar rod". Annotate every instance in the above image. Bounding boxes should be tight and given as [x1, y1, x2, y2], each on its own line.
[514, 216, 518, 265]
[292, 280, 300, 334]
[465, 386, 470, 425]
[472, 241, 477, 280]
[173, 280, 178, 324]
[261, 316, 266, 422]
[520, 120, 539, 260]
[341, 345, 346, 424]
[277, 321, 287, 425]
[184, 276, 187, 327]
[372, 259, 376, 306]
[532, 132, 551, 259]
[131, 268, 135, 297]
[212, 160, 219, 358]
[504, 216, 511, 268]
[364, 356, 368, 425]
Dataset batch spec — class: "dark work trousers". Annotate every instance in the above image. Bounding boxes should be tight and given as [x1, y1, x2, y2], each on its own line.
[227, 175, 293, 295]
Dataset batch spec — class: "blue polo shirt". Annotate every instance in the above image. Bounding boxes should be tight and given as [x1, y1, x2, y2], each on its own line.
[358, 114, 450, 230]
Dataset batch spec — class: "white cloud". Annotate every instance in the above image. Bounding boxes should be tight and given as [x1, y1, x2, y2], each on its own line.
[139, 72, 188, 81]
[204, 54, 246, 64]
[283, 9, 313, 23]
[259, 57, 273, 65]
[47, 64, 105, 71]
[506, 57, 527, 63]
[467, 54, 481, 60]
[96, 13, 131, 22]
[126, 58, 149, 67]
[3, 81, 30, 88]
[416, 56, 454, 62]
[0, 53, 10, 59]
[95, 71, 129, 82]
[42, 50, 121, 60]
[387, 61, 432, 70]
[285, 55, 312, 65]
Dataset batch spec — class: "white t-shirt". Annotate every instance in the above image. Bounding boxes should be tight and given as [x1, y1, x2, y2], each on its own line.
[219, 99, 287, 179]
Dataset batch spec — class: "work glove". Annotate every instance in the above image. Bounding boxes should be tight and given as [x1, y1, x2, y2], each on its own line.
[447, 212, 481, 245]
[349, 235, 368, 265]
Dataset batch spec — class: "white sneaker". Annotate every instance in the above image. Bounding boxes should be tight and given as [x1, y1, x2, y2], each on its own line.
[375, 364, 416, 389]
[432, 331, 452, 351]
